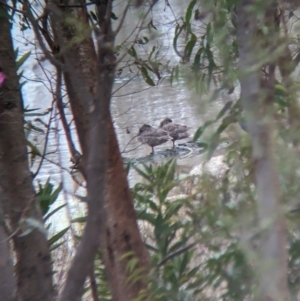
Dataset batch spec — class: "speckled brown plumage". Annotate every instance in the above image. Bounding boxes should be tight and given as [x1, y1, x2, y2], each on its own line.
[159, 118, 190, 147]
[137, 124, 170, 154]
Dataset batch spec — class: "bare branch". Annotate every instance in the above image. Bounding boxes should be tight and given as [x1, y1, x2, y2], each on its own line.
[0, 0, 23, 13]
[113, 1, 131, 37]
[157, 242, 196, 267]
[23, 0, 67, 71]
[54, 68, 85, 177]
[89, 266, 100, 301]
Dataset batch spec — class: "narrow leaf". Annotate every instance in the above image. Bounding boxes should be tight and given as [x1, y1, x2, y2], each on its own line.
[185, 0, 197, 25]
[48, 227, 70, 246]
[16, 51, 31, 70]
[44, 203, 66, 221]
[140, 66, 155, 86]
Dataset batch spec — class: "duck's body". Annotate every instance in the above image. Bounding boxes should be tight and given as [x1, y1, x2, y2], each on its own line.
[137, 124, 170, 154]
[159, 118, 190, 147]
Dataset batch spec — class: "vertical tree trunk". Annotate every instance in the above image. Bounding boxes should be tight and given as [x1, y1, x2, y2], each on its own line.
[0, 3, 54, 301]
[0, 203, 18, 301]
[236, 1, 289, 300]
[45, 1, 150, 299]
[102, 115, 150, 301]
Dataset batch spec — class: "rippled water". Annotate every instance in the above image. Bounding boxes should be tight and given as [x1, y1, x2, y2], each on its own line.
[11, 0, 226, 229]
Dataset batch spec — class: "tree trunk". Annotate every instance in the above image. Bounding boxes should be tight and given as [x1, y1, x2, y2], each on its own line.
[0, 203, 18, 301]
[45, 1, 150, 299]
[0, 4, 54, 301]
[102, 115, 150, 301]
[236, 1, 289, 300]
[52, 2, 97, 146]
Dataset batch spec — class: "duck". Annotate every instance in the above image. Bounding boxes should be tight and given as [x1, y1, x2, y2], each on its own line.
[159, 118, 190, 147]
[137, 124, 170, 154]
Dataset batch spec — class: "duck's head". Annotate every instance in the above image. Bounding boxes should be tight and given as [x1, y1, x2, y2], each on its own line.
[160, 118, 173, 127]
[138, 124, 152, 134]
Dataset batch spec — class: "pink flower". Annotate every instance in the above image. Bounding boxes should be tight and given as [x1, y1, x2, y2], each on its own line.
[0, 72, 6, 87]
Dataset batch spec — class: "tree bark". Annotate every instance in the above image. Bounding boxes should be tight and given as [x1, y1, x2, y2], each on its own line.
[50, 1, 97, 156]
[45, 1, 151, 300]
[236, 1, 289, 300]
[0, 3, 54, 301]
[102, 115, 150, 301]
[0, 202, 18, 301]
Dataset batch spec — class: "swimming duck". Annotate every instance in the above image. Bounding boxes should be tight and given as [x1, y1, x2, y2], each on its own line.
[159, 118, 190, 147]
[137, 124, 170, 154]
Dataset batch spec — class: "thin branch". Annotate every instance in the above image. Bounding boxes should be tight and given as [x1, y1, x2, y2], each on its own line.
[54, 68, 84, 177]
[157, 242, 196, 267]
[32, 102, 55, 179]
[116, 3, 154, 65]
[23, 0, 67, 71]
[0, 0, 23, 13]
[89, 266, 100, 301]
[113, 1, 131, 37]
[57, 2, 95, 7]
[111, 73, 138, 95]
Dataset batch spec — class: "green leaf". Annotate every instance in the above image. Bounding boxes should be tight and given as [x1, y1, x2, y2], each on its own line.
[145, 243, 159, 252]
[48, 227, 70, 246]
[16, 51, 31, 70]
[149, 46, 156, 60]
[148, 19, 157, 30]
[173, 24, 184, 58]
[193, 47, 203, 70]
[126, 257, 139, 273]
[44, 204, 66, 222]
[125, 162, 131, 176]
[216, 101, 232, 120]
[90, 11, 98, 21]
[206, 23, 213, 44]
[136, 37, 149, 45]
[119, 251, 135, 260]
[26, 139, 41, 156]
[50, 241, 65, 251]
[50, 183, 63, 205]
[165, 202, 183, 220]
[206, 133, 220, 160]
[168, 237, 190, 253]
[71, 216, 87, 223]
[184, 33, 197, 60]
[23, 107, 40, 113]
[170, 65, 180, 85]
[137, 211, 157, 225]
[128, 46, 137, 58]
[36, 180, 62, 216]
[140, 66, 155, 86]
[217, 114, 237, 135]
[111, 11, 118, 20]
[133, 165, 152, 181]
[196, 141, 208, 149]
[179, 250, 193, 276]
[192, 120, 214, 141]
[205, 45, 216, 85]
[14, 47, 19, 60]
[185, 0, 197, 25]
